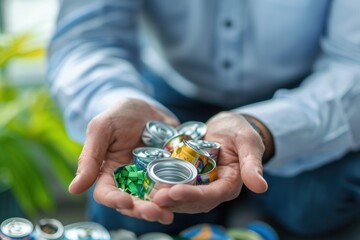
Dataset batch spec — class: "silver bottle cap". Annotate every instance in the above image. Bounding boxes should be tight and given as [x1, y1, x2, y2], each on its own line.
[177, 121, 207, 140]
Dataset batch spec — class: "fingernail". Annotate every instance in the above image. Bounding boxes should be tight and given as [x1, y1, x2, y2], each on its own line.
[69, 175, 79, 191]
[141, 214, 152, 222]
[161, 215, 174, 224]
[159, 219, 168, 225]
[258, 171, 268, 191]
[255, 169, 268, 191]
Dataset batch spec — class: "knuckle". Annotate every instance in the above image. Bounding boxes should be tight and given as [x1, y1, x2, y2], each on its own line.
[87, 115, 108, 135]
[234, 130, 247, 144]
[237, 126, 263, 147]
[77, 153, 86, 165]
[77, 151, 101, 169]
[93, 190, 101, 204]
[216, 111, 233, 120]
[93, 187, 109, 205]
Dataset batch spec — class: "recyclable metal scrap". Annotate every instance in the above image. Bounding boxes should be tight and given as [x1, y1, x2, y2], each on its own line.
[141, 158, 198, 200]
[64, 222, 111, 240]
[141, 120, 208, 149]
[141, 121, 177, 148]
[171, 140, 210, 173]
[1, 217, 278, 240]
[189, 139, 220, 162]
[132, 147, 171, 171]
[35, 219, 64, 240]
[0, 218, 111, 240]
[177, 121, 207, 140]
[196, 158, 218, 185]
[114, 121, 221, 201]
[1, 217, 34, 240]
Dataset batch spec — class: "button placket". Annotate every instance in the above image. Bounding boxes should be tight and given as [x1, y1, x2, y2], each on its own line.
[215, 0, 246, 88]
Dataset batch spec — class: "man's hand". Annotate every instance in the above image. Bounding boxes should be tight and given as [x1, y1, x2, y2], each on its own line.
[152, 111, 269, 214]
[68, 98, 178, 224]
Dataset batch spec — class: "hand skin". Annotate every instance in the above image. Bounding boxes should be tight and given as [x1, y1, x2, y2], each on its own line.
[68, 98, 179, 224]
[152, 111, 270, 214]
[69, 104, 272, 224]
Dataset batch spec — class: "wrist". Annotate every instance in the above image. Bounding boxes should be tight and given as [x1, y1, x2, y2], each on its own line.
[243, 114, 275, 164]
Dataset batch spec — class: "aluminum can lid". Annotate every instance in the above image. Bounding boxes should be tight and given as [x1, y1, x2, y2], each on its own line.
[1, 217, 33, 239]
[64, 222, 111, 240]
[133, 147, 171, 159]
[142, 121, 178, 148]
[147, 158, 198, 185]
[177, 121, 207, 140]
[35, 218, 64, 240]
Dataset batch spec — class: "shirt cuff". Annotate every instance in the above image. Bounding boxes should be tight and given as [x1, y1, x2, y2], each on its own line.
[234, 99, 309, 175]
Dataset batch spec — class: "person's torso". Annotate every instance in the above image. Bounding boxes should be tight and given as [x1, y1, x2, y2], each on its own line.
[140, 0, 330, 107]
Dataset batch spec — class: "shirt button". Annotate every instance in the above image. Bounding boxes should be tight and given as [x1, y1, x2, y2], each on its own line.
[222, 60, 232, 69]
[224, 19, 233, 28]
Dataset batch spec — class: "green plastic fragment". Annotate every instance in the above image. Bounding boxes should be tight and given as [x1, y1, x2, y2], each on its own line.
[133, 165, 139, 171]
[125, 165, 134, 172]
[128, 182, 138, 193]
[128, 171, 138, 181]
[121, 169, 129, 177]
[137, 171, 144, 180]
[113, 164, 147, 198]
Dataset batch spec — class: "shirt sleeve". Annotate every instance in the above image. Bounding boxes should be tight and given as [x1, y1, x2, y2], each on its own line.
[47, 0, 172, 143]
[235, 0, 360, 176]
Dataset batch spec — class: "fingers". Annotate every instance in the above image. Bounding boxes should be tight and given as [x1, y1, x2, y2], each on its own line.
[93, 171, 133, 209]
[69, 115, 112, 194]
[90, 154, 174, 224]
[153, 171, 241, 213]
[135, 199, 174, 224]
[153, 185, 209, 213]
[116, 198, 174, 224]
[93, 172, 174, 224]
[240, 155, 268, 193]
[236, 129, 268, 193]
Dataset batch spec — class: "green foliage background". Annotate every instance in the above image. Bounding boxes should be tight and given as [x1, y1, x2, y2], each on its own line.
[0, 33, 81, 217]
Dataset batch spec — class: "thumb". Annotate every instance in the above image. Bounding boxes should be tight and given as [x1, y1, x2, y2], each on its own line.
[240, 155, 268, 193]
[69, 117, 111, 194]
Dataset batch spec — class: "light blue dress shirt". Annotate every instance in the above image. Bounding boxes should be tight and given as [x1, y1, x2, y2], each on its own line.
[48, 0, 360, 176]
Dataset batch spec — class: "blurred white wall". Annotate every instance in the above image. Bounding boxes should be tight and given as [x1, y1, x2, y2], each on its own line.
[3, 0, 58, 85]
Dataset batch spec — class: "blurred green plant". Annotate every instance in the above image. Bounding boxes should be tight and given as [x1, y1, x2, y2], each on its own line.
[0, 33, 81, 217]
